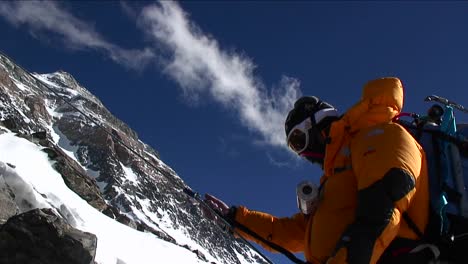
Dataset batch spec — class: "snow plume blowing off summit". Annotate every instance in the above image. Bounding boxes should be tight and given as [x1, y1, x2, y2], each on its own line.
[139, 1, 302, 148]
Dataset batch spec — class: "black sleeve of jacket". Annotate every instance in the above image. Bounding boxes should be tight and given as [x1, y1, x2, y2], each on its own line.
[335, 168, 416, 264]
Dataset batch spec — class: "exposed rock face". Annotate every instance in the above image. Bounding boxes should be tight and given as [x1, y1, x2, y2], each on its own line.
[0, 175, 18, 224]
[0, 52, 265, 263]
[0, 208, 97, 264]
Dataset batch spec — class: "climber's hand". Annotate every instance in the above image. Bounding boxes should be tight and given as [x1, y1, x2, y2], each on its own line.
[204, 193, 230, 217]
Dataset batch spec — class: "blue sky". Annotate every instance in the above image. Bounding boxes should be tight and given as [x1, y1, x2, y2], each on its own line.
[1, 1, 468, 263]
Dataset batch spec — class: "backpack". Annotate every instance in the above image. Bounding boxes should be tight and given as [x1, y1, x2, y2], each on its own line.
[396, 96, 468, 263]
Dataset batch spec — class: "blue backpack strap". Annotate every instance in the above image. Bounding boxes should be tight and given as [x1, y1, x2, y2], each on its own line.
[430, 132, 450, 235]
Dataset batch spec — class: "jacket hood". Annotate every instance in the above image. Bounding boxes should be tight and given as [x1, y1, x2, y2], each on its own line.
[324, 77, 404, 175]
[343, 77, 404, 132]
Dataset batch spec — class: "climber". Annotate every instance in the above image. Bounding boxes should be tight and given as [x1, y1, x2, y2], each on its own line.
[204, 77, 434, 264]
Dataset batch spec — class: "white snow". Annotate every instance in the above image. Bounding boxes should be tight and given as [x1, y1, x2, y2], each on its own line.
[44, 101, 62, 119]
[86, 168, 108, 192]
[7, 97, 31, 124]
[51, 125, 81, 164]
[12, 79, 28, 91]
[0, 132, 204, 264]
[121, 163, 138, 184]
[33, 74, 62, 89]
[129, 194, 220, 264]
[49, 125, 61, 143]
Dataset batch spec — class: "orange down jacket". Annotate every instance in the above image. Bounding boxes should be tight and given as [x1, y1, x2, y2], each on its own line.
[234, 77, 429, 264]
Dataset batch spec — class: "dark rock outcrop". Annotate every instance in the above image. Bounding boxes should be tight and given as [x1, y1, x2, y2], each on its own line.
[0, 176, 18, 224]
[40, 143, 107, 212]
[0, 208, 97, 264]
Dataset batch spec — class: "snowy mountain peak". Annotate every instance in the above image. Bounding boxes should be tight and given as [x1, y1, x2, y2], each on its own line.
[0, 51, 266, 264]
[43, 70, 79, 89]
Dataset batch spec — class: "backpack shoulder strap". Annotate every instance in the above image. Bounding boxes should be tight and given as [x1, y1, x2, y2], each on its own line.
[403, 211, 425, 239]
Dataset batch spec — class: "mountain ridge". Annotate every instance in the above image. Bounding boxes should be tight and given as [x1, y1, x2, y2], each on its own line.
[0, 51, 266, 264]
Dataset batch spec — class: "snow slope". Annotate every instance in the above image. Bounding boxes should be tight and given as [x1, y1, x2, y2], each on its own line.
[0, 131, 204, 264]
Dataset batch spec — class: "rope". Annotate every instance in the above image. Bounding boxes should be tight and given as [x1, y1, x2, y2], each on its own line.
[183, 188, 308, 263]
[183, 188, 275, 264]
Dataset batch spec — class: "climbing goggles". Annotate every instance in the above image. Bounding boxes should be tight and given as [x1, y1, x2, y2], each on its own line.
[286, 108, 338, 154]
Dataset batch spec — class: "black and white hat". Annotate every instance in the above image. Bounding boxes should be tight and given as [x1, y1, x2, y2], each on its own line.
[285, 96, 339, 137]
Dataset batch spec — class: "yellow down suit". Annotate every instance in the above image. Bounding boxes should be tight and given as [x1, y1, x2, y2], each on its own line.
[234, 77, 429, 264]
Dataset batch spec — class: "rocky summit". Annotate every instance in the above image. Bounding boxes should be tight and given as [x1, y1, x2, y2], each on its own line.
[0, 52, 266, 264]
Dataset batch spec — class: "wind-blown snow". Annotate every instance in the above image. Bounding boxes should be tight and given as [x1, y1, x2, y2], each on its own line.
[0, 132, 204, 264]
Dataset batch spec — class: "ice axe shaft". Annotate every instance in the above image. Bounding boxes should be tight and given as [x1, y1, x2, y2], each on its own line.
[425, 95, 468, 114]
